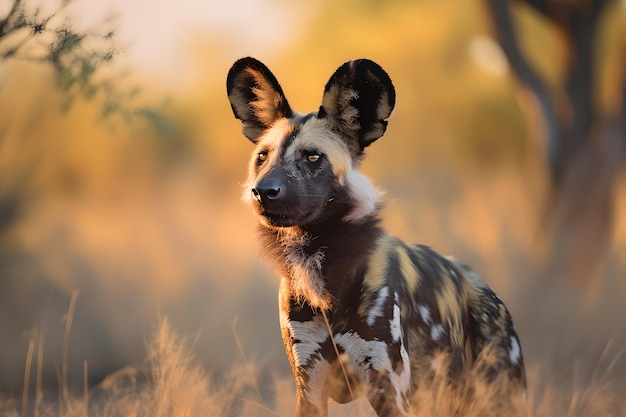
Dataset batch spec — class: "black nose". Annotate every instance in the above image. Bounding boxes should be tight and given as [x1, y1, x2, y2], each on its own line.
[252, 178, 283, 203]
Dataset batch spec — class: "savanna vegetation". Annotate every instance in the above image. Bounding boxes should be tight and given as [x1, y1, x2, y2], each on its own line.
[1, 0, 625, 416]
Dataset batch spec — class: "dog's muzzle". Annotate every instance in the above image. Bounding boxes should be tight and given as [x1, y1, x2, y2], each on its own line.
[252, 176, 284, 204]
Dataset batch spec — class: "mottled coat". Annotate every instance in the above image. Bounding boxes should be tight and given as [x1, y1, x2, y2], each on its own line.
[226, 57, 525, 417]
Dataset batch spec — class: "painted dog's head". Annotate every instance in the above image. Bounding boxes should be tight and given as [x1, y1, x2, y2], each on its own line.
[227, 58, 395, 229]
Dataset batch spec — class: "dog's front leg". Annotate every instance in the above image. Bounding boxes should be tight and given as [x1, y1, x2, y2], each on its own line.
[279, 283, 332, 417]
[361, 290, 411, 417]
[366, 367, 410, 417]
[281, 315, 331, 417]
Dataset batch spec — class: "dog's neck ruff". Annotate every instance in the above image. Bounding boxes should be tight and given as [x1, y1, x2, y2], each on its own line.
[258, 214, 382, 311]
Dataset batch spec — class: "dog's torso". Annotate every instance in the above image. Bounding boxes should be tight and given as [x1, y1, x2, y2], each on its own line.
[275, 228, 524, 417]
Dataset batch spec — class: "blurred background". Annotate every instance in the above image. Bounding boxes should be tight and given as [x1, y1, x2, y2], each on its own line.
[0, 0, 625, 408]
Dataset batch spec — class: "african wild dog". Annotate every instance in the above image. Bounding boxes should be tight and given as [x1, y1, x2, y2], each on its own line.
[226, 57, 526, 417]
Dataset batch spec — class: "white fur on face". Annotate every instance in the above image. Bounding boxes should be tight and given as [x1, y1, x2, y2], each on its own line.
[241, 118, 289, 205]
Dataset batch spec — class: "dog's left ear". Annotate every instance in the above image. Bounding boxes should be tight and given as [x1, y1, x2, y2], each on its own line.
[227, 57, 293, 143]
[318, 59, 395, 152]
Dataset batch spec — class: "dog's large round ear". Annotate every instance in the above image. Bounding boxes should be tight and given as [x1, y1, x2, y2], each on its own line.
[318, 59, 395, 152]
[226, 57, 293, 143]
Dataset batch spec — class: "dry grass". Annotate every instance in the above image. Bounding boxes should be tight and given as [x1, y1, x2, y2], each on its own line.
[2, 318, 285, 417]
[1, 317, 623, 417]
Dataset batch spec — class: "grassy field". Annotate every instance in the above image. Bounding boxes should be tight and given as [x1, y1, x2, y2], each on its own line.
[1, 315, 623, 417]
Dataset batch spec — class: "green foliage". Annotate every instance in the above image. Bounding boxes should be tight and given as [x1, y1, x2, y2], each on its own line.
[0, 0, 170, 128]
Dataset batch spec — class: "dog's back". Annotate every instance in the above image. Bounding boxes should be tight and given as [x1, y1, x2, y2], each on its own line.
[315, 232, 526, 412]
[360, 235, 526, 393]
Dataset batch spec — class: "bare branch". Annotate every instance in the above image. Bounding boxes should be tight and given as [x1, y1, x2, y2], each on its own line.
[0, 0, 27, 40]
[0, 0, 168, 130]
[0, 30, 34, 60]
[0, 0, 24, 36]
[525, 1, 610, 150]
[485, 0, 565, 181]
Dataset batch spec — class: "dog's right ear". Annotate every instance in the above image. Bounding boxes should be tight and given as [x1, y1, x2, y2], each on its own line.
[226, 57, 293, 143]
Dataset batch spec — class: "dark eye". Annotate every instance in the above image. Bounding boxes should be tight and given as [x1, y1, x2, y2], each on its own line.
[257, 151, 268, 164]
[305, 152, 321, 163]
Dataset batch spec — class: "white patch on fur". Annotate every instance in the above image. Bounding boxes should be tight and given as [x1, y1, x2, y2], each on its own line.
[389, 294, 402, 342]
[335, 330, 409, 415]
[418, 305, 431, 324]
[334, 331, 390, 376]
[430, 324, 445, 341]
[366, 286, 389, 327]
[509, 336, 521, 365]
[389, 296, 410, 415]
[303, 356, 330, 406]
[389, 342, 410, 415]
[342, 168, 382, 223]
[278, 281, 330, 407]
[287, 317, 330, 367]
[448, 267, 458, 282]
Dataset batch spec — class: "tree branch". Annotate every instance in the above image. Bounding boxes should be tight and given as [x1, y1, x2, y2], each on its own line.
[0, 0, 22, 32]
[527, 0, 610, 154]
[0, 0, 26, 40]
[485, 0, 565, 182]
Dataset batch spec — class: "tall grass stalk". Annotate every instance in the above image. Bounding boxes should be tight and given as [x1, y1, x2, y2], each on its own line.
[21, 329, 36, 417]
[61, 289, 80, 412]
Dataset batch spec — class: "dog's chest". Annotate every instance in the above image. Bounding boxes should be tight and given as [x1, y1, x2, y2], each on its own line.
[279, 277, 450, 403]
[279, 308, 407, 403]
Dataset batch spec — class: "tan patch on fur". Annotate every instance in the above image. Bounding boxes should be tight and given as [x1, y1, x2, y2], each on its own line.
[358, 235, 396, 317]
[396, 245, 421, 293]
[435, 272, 464, 347]
[294, 118, 350, 181]
[246, 68, 287, 126]
[290, 119, 382, 222]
